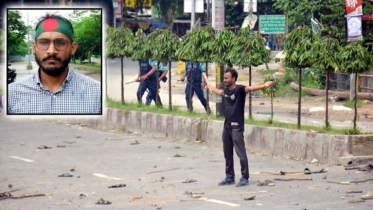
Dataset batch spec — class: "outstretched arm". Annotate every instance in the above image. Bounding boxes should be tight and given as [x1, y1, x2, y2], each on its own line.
[244, 81, 274, 93]
[207, 84, 224, 96]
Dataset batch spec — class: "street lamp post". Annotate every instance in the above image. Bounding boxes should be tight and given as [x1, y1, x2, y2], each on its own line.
[26, 12, 32, 70]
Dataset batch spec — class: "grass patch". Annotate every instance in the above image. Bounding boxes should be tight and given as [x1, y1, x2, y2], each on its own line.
[106, 98, 367, 135]
[106, 98, 217, 120]
[70, 63, 101, 74]
[0, 89, 3, 94]
[343, 99, 363, 109]
[260, 70, 277, 75]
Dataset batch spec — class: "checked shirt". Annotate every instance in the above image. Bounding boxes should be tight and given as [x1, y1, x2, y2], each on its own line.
[7, 69, 101, 114]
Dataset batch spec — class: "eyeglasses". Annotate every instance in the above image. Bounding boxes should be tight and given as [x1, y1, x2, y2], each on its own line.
[35, 38, 71, 51]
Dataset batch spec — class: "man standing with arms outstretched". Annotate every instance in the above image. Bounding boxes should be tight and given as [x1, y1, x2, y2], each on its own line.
[207, 68, 273, 187]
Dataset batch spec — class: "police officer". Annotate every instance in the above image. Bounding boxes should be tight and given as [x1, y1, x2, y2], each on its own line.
[136, 60, 158, 106]
[180, 62, 209, 113]
[146, 61, 169, 107]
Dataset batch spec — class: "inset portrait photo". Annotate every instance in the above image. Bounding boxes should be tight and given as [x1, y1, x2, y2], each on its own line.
[6, 8, 103, 115]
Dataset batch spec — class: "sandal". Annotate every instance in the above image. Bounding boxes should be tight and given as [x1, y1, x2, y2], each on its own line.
[304, 168, 327, 175]
[96, 198, 112, 205]
[58, 173, 73, 177]
[108, 184, 126, 188]
[182, 179, 197, 183]
[37, 145, 52, 149]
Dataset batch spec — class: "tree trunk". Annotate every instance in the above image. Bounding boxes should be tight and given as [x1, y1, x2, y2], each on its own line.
[156, 61, 160, 108]
[249, 66, 252, 119]
[298, 68, 302, 129]
[350, 73, 356, 100]
[168, 61, 172, 111]
[353, 72, 358, 131]
[271, 92, 273, 120]
[105, 58, 108, 98]
[325, 70, 329, 128]
[121, 56, 124, 104]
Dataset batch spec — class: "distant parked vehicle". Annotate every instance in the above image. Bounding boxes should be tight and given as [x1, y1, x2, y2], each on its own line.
[7, 63, 17, 84]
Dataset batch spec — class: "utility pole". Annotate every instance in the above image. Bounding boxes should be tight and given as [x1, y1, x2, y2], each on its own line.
[191, 0, 196, 30]
[26, 11, 32, 70]
[212, 0, 225, 117]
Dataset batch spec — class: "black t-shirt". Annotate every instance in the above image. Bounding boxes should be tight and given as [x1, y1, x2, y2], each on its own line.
[223, 85, 246, 129]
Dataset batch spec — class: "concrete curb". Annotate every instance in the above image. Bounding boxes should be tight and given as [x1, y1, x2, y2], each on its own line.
[61, 108, 373, 164]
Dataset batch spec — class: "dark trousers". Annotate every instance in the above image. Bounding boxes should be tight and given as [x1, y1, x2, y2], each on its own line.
[185, 82, 207, 111]
[145, 86, 163, 107]
[222, 127, 249, 180]
[137, 81, 158, 106]
[0, 94, 2, 111]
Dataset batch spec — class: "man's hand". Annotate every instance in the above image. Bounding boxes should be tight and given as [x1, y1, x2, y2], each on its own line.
[201, 81, 206, 89]
[264, 81, 274, 88]
[140, 75, 148, 81]
[180, 76, 186, 82]
[206, 84, 213, 91]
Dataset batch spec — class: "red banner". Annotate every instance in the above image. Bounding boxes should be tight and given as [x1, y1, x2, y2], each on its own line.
[362, 12, 373, 21]
[345, 0, 363, 16]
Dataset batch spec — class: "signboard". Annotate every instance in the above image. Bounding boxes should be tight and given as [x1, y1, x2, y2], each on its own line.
[114, 0, 122, 19]
[362, 12, 373, 21]
[244, 0, 257, 13]
[311, 18, 323, 36]
[259, 15, 285, 34]
[125, 0, 152, 8]
[346, 16, 363, 41]
[214, 0, 225, 30]
[184, 0, 204, 13]
[345, 0, 363, 16]
[241, 14, 258, 29]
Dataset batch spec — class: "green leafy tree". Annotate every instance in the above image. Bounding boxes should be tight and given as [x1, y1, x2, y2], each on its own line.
[146, 29, 180, 110]
[7, 10, 28, 57]
[152, 0, 183, 28]
[261, 76, 280, 123]
[176, 27, 215, 113]
[71, 10, 101, 63]
[131, 29, 152, 61]
[228, 27, 270, 119]
[0, 29, 4, 54]
[283, 26, 318, 129]
[212, 29, 236, 67]
[311, 35, 342, 129]
[106, 26, 134, 104]
[339, 42, 373, 132]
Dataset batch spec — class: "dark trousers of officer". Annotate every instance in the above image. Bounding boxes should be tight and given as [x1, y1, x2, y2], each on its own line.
[145, 83, 163, 106]
[137, 81, 158, 106]
[185, 81, 207, 111]
[222, 127, 249, 180]
[0, 94, 3, 111]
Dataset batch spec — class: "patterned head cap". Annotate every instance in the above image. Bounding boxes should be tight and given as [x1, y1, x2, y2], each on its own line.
[35, 17, 74, 41]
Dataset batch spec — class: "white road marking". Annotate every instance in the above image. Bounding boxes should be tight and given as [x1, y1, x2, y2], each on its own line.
[10, 156, 34, 162]
[93, 173, 123, 181]
[199, 198, 240, 207]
